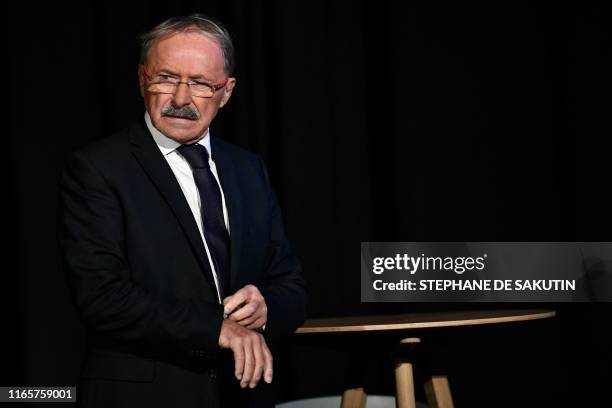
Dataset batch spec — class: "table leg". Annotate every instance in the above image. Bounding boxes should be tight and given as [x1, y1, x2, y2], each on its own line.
[394, 337, 421, 408]
[340, 387, 367, 408]
[395, 357, 416, 408]
[424, 375, 454, 408]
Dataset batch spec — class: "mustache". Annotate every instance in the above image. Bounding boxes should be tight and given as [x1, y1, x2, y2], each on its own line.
[161, 105, 200, 120]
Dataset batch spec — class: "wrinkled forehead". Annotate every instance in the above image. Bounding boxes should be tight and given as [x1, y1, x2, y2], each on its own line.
[146, 31, 225, 75]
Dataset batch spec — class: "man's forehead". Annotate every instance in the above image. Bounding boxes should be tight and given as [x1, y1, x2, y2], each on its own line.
[152, 31, 223, 57]
[147, 32, 225, 75]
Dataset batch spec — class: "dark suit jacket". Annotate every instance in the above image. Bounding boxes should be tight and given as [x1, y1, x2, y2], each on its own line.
[58, 118, 307, 408]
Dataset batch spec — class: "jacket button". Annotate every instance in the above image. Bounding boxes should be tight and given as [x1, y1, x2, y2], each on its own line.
[209, 368, 217, 381]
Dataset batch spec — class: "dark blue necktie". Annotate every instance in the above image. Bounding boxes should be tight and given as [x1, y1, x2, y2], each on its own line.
[177, 143, 230, 297]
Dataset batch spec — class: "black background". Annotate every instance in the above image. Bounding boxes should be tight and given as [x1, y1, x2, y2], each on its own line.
[5, 1, 612, 406]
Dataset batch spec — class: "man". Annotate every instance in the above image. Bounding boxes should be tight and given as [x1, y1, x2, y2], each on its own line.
[58, 14, 306, 408]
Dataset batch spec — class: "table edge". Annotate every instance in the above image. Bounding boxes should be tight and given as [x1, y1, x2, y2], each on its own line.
[295, 310, 556, 334]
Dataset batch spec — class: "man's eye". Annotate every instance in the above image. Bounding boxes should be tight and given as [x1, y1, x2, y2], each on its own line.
[158, 74, 175, 82]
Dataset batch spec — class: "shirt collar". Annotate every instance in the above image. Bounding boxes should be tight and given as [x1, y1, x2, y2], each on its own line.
[144, 111, 212, 158]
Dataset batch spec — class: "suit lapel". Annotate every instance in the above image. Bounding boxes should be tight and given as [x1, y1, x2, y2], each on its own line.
[127, 121, 218, 292]
[211, 139, 244, 291]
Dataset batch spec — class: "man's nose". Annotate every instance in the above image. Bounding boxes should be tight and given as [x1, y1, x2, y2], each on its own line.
[172, 82, 192, 107]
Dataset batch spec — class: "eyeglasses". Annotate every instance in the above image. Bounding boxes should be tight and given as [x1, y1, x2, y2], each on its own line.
[143, 66, 228, 98]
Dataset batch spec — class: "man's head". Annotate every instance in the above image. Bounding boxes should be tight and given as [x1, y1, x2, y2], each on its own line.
[138, 14, 236, 144]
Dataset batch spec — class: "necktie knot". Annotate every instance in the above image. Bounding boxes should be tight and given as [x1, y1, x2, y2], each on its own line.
[177, 143, 210, 169]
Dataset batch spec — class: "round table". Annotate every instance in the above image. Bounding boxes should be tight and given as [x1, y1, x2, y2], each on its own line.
[295, 309, 556, 408]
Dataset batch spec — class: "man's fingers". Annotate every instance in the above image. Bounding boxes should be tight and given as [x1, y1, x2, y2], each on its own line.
[221, 320, 270, 388]
[221, 287, 269, 388]
[229, 302, 258, 322]
[232, 341, 245, 381]
[241, 338, 255, 388]
[250, 336, 265, 388]
[262, 339, 273, 384]
[246, 317, 265, 330]
[237, 315, 257, 327]
[223, 291, 247, 315]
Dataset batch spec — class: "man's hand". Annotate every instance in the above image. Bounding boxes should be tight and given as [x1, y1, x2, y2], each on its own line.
[218, 319, 273, 388]
[223, 284, 267, 329]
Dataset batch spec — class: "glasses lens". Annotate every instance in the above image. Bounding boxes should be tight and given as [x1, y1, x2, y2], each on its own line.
[190, 84, 214, 98]
[147, 82, 213, 97]
[148, 83, 177, 94]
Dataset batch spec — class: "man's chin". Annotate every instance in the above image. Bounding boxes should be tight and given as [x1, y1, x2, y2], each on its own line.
[156, 119, 206, 143]
[166, 130, 203, 144]
[161, 115, 199, 127]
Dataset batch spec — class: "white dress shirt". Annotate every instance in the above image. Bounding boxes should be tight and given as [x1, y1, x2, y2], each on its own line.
[145, 112, 229, 304]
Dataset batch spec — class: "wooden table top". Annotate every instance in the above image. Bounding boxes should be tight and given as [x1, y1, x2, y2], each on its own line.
[295, 309, 555, 334]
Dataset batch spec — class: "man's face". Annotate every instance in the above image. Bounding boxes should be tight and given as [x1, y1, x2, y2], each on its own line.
[138, 31, 236, 144]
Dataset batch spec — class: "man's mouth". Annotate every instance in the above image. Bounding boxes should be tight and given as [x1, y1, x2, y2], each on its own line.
[163, 114, 195, 120]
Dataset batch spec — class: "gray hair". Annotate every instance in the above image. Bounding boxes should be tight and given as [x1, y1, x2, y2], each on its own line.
[139, 14, 235, 75]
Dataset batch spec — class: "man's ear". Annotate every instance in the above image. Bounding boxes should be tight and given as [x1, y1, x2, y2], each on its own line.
[219, 77, 236, 108]
[137, 64, 146, 97]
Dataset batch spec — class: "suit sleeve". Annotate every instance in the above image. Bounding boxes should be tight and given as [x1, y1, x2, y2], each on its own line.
[58, 151, 224, 358]
[257, 157, 308, 342]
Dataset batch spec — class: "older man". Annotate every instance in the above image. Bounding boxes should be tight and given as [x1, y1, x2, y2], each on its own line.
[58, 14, 306, 408]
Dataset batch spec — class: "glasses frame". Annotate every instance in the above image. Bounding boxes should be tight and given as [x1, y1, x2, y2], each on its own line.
[143, 66, 228, 98]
